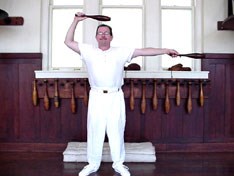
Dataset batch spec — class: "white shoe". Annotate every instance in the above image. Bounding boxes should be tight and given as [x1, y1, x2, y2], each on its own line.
[114, 165, 131, 176]
[78, 164, 99, 176]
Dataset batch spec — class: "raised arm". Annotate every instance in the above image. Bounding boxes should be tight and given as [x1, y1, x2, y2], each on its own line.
[132, 47, 179, 58]
[64, 12, 87, 54]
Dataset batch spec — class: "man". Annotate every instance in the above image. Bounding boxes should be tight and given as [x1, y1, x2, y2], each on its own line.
[64, 12, 179, 176]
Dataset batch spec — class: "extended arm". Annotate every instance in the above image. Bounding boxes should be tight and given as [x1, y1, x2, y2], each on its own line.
[132, 47, 179, 58]
[64, 12, 87, 54]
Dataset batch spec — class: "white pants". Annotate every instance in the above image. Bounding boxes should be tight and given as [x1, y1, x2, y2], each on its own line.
[87, 88, 126, 168]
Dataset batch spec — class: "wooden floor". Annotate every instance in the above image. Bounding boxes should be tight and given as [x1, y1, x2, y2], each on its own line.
[0, 152, 234, 176]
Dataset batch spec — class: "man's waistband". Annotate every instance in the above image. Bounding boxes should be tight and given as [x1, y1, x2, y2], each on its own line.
[91, 87, 121, 94]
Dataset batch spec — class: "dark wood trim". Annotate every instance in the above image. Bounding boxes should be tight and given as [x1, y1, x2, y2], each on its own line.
[204, 53, 234, 59]
[1, 142, 234, 153]
[0, 53, 42, 59]
[0, 143, 67, 153]
[0, 17, 24, 25]
[156, 143, 234, 152]
[217, 16, 234, 30]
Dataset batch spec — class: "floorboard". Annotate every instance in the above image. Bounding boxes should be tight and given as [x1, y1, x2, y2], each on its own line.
[0, 152, 234, 176]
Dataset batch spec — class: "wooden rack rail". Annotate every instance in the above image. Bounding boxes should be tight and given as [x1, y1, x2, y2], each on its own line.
[32, 78, 210, 114]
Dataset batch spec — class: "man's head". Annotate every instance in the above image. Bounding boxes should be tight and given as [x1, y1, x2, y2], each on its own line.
[95, 24, 113, 49]
[96, 24, 113, 36]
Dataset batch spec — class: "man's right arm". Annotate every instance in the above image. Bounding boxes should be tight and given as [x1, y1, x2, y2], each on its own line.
[64, 12, 87, 54]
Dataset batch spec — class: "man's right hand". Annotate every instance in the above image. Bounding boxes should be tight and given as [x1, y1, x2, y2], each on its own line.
[74, 12, 87, 22]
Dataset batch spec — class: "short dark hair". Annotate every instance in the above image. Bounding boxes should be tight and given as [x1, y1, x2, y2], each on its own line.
[96, 24, 113, 36]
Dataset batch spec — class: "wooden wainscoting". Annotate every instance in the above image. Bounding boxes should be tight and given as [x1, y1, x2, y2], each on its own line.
[0, 53, 234, 153]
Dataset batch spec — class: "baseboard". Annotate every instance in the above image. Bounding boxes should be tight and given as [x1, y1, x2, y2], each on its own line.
[155, 142, 234, 152]
[0, 142, 234, 153]
[0, 142, 67, 152]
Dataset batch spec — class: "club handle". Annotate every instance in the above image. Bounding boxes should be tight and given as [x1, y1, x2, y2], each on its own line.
[71, 82, 76, 114]
[130, 80, 135, 111]
[178, 53, 205, 59]
[165, 83, 170, 114]
[141, 81, 146, 114]
[43, 80, 49, 110]
[187, 82, 192, 113]
[152, 80, 158, 110]
[200, 82, 204, 107]
[54, 79, 59, 108]
[32, 80, 38, 106]
[176, 81, 181, 106]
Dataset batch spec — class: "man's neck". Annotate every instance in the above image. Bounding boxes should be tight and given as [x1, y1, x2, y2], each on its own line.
[99, 45, 110, 51]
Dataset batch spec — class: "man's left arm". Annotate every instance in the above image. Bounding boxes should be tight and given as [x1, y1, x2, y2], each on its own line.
[132, 47, 179, 58]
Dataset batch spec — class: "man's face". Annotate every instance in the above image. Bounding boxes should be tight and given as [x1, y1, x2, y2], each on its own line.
[96, 26, 113, 45]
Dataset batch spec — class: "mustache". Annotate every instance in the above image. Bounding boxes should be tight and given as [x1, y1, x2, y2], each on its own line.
[100, 36, 107, 40]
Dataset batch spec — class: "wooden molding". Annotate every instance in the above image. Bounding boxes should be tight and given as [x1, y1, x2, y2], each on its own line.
[0, 17, 24, 25]
[218, 15, 234, 30]
[1, 142, 234, 153]
[0, 143, 67, 152]
[156, 143, 234, 152]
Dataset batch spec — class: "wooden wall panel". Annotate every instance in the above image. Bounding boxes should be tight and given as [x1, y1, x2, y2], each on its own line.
[0, 53, 42, 142]
[0, 64, 18, 141]
[206, 64, 226, 141]
[202, 56, 234, 143]
[125, 98, 143, 142]
[225, 63, 234, 139]
[18, 63, 41, 141]
[59, 98, 88, 142]
[143, 100, 162, 142]
[0, 53, 234, 152]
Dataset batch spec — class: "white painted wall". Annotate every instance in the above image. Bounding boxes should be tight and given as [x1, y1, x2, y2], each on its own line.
[203, 0, 234, 52]
[0, 0, 41, 52]
[0, 0, 233, 54]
